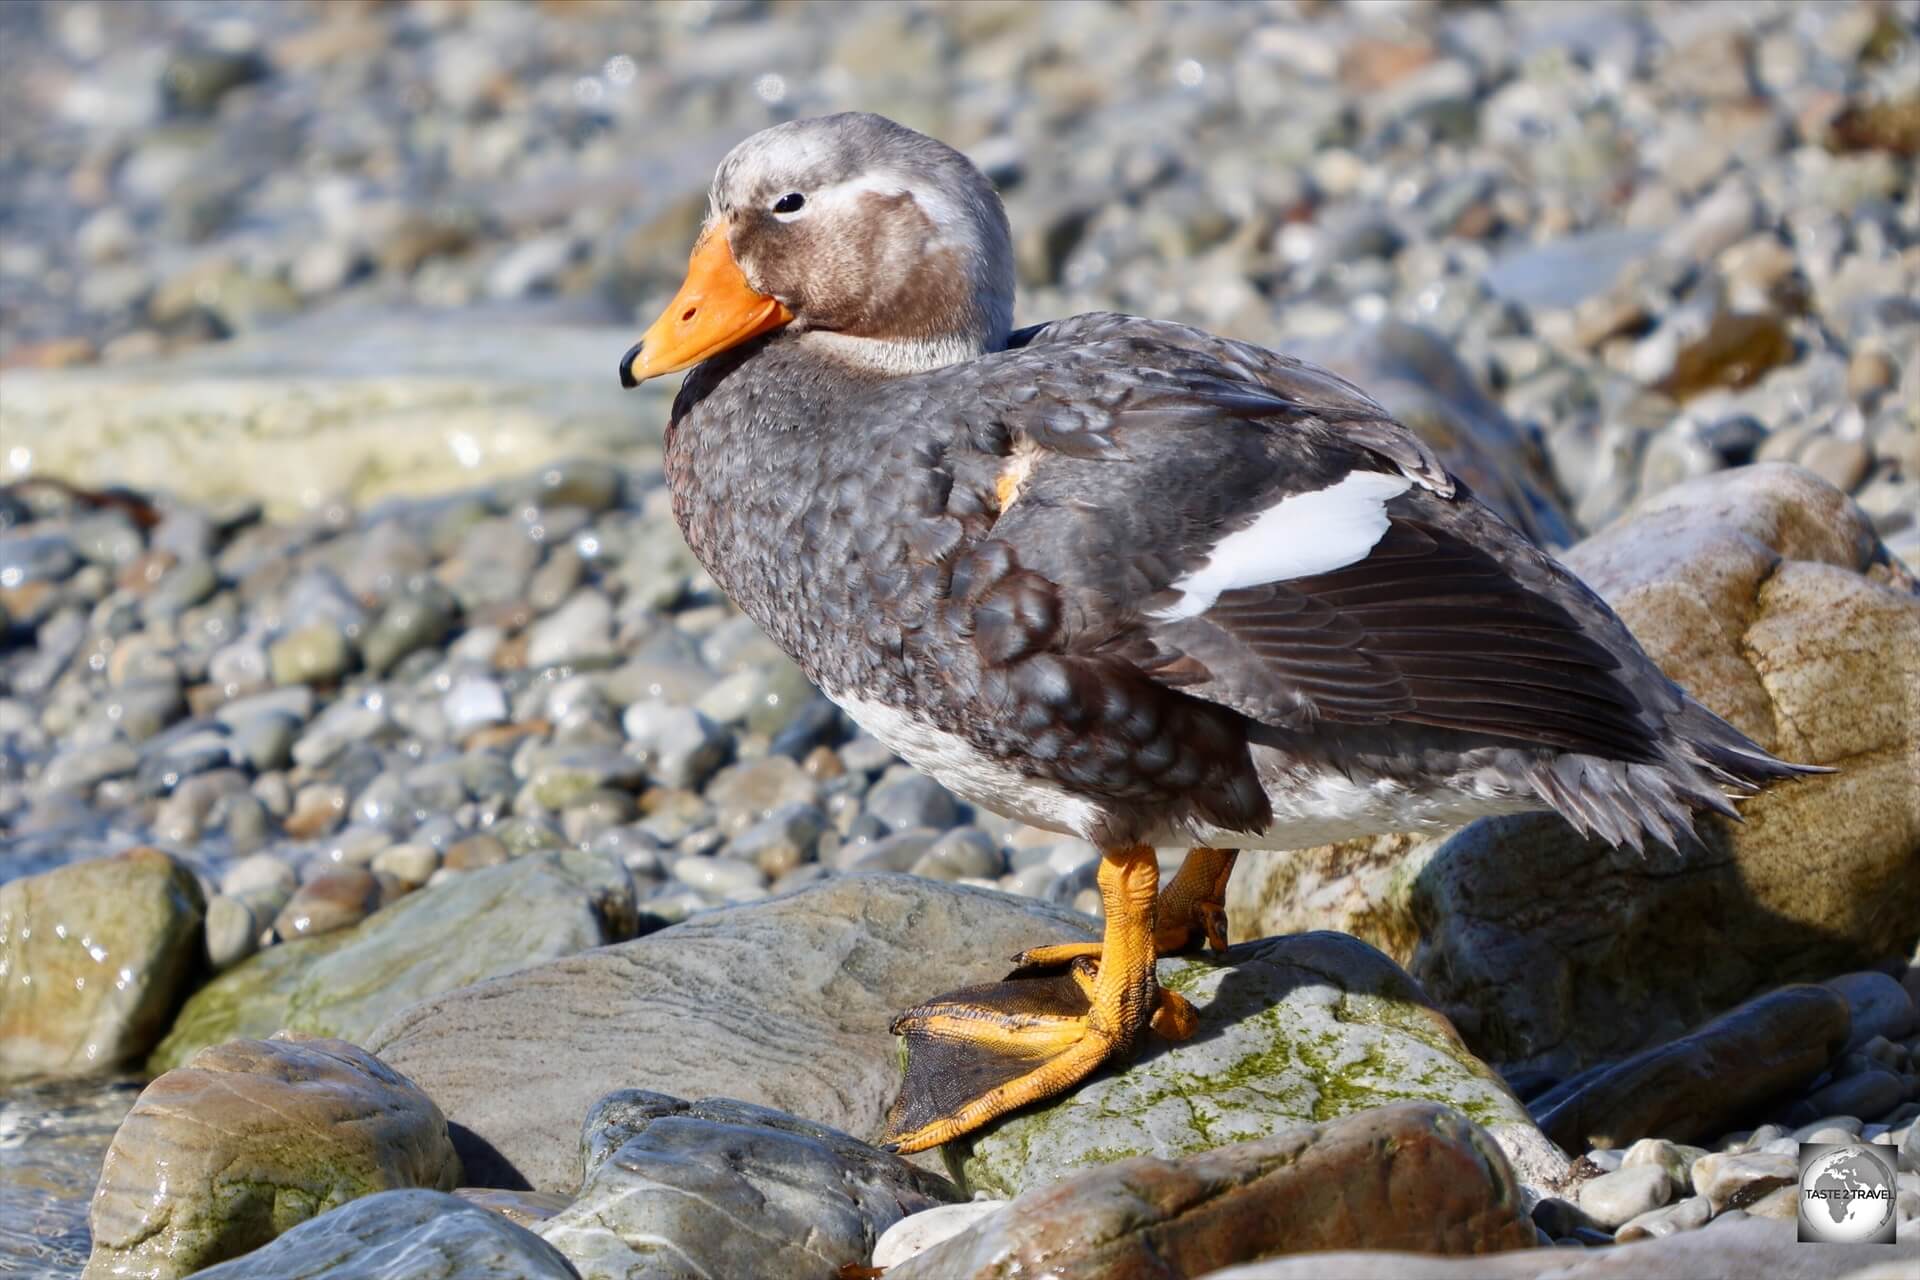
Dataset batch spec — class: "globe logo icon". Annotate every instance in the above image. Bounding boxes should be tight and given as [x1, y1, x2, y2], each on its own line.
[1799, 1143, 1897, 1244]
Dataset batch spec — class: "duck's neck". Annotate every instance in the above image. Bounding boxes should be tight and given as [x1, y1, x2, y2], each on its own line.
[796, 329, 989, 376]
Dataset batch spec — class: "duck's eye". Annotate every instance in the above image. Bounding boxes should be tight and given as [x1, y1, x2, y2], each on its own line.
[772, 192, 806, 215]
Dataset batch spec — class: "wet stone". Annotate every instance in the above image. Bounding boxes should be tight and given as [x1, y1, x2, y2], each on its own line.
[1693, 1150, 1798, 1214]
[541, 1092, 954, 1279]
[1615, 1192, 1714, 1242]
[1578, 1164, 1673, 1228]
[0, 848, 206, 1081]
[269, 622, 353, 686]
[85, 1035, 461, 1279]
[866, 770, 961, 832]
[273, 867, 380, 940]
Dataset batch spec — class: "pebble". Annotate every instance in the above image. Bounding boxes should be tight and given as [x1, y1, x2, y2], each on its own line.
[623, 702, 728, 790]
[1692, 1151, 1797, 1214]
[1796, 1070, 1911, 1125]
[370, 843, 438, 887]
[911, 828, 1005, 882]
[1621, 1137, 1704, 1195]
[525, 591, 613, 668]
[866, 771, 961, 833]
[273, 867, 380, 939]
[1828, 971, 1920, 1050]
[269, 622, 353, 686]
[1577, 1164, 1673, 1228]
[203, 894, 259, 971]
[671, 854, 765, 897]
[444, 834, 509, 872]
[1615, 1193, 1713, 1243]
[725, 804, 825, 879]
[38, 742, 139, 793]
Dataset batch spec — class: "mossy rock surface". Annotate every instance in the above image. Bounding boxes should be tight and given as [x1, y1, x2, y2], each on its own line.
[84, 1035, 461, 1280]
[0, 847, 206, 1081]
[948, 931, 1553, 1198]
[151, 847, 635, 1071]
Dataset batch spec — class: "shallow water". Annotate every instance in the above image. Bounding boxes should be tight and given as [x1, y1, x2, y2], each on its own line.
[0, 1078, 139, 1277]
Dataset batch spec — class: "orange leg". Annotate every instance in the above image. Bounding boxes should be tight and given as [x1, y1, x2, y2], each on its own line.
[1013, 846, 1239, 970]
[882, 845, 1182, 1154]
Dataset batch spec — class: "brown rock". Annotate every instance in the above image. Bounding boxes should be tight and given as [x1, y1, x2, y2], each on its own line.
[0, 848, 206, 1081]
[273, 867, 380, 940]
[1195, 1215, 1913, 1279]
[444, 833, 511, 871]
[1830, 93, 1920, 157]
[1653, 312, 1795, 399]
[1533, 984, 1850, 1151]
[890, 1103, 1536, 1280]
[282, 783, 347, 839]
[84, 1034, 460, 1279]
[1230, 464, 1920, 1074]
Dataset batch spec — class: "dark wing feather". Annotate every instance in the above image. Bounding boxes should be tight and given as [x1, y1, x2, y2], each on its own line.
[970, 314, 1666, 762]
[1150, 517, 1661, 761]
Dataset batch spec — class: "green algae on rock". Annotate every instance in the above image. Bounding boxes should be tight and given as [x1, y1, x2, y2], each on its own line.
[149, 847, 636, 1072]
[0, 847, 206, 1082]
[946, 932, 1562, 1199]
[85, 1035, 461, 1280]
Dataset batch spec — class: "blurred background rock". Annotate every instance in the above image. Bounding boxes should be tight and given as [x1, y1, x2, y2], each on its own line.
[1, 0, 1914, 547]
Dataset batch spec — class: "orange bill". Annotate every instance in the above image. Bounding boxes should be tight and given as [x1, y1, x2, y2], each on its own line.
[620, 220, 794, 386]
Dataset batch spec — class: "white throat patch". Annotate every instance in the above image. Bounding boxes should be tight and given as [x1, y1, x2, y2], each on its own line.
[1153, 471, 1414, 621]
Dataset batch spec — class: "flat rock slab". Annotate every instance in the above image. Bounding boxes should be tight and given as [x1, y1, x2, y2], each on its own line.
[369, 874, 1095, 1191]
[892, 1102, 1538, 1279]
[1531, 983, 1851, 1151]
[0, 847, 205, 1081]
[1195, 1216, 1916, 1280]
[950, 932, 1562, 1198]
[151, 847, 638, 1072]
[84, 1034, 460, 1279]
[537, 1093, 955, 1279]
[190, 1189, 580, 1279]
[0, 308, 670, 518]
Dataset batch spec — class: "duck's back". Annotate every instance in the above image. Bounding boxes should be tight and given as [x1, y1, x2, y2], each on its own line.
[664, 315, 1812, 851]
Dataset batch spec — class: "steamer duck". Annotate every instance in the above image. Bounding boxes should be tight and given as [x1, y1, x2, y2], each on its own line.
[619, 113, 1812, 1154]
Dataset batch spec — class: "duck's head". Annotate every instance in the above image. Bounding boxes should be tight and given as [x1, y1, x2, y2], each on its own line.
[621, 112, 1014, 387]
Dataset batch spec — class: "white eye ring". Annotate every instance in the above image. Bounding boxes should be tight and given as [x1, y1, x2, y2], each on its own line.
[771, 192, 807, 220]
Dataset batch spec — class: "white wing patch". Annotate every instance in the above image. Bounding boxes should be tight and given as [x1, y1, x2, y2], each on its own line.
[1152, 471, 1414, 621]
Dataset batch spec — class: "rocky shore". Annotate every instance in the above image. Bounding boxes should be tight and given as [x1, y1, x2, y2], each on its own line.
[2, 1, 1918, 1278]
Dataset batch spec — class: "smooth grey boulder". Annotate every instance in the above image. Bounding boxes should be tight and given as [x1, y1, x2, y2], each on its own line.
[950, 933, 1567, 1199]
[151, 847, 638, 1071]
[537, 1092, 955, 1279]
[369, 874, 1094, 1191]
[190, 1189, 580, 1279]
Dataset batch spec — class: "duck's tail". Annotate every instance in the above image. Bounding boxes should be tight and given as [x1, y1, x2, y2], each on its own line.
[1522, 696, 1828, 853]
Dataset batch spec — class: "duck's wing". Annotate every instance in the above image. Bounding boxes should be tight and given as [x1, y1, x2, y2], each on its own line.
[948, 314, 1677, 765]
